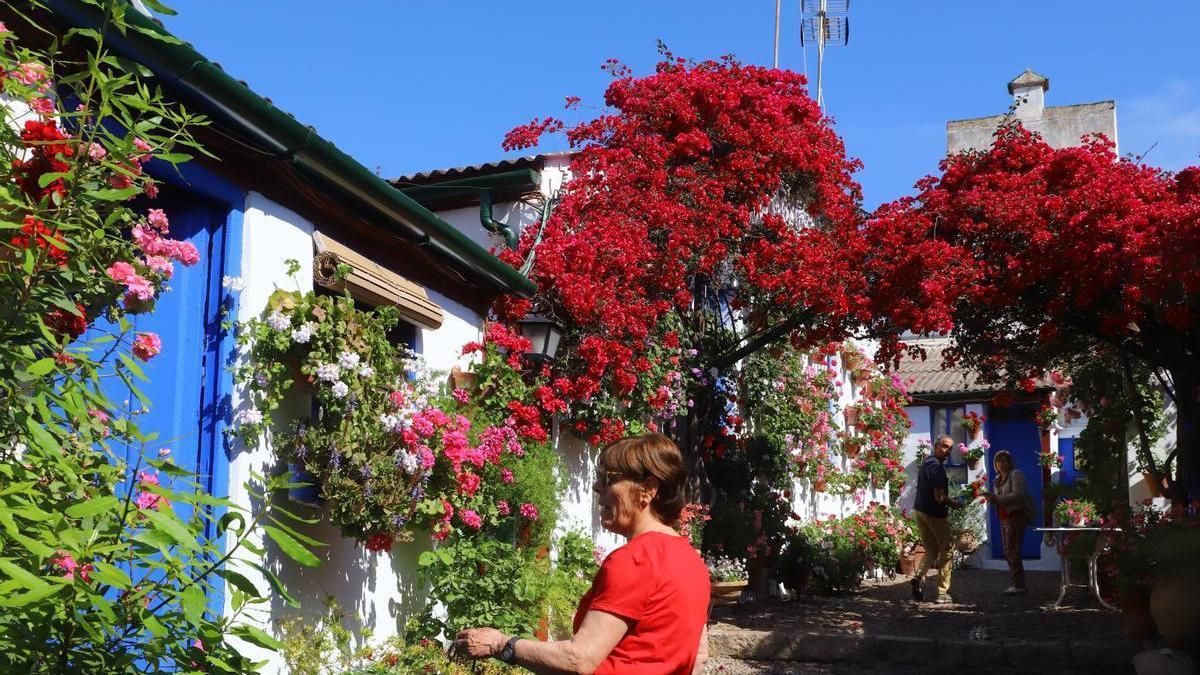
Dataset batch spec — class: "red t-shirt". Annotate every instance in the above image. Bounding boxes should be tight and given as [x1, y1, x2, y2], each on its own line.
[573, 531, 710, 674]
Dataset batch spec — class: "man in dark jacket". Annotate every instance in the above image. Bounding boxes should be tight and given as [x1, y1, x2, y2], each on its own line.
[911, 435, 960, 603]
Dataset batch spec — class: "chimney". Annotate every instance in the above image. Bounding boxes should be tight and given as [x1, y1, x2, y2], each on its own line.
[1007, 69, 1049, 120]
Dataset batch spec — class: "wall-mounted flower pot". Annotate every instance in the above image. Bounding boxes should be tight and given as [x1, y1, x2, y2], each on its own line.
[711, 579, 749, 607]
[286, 356, 316, 393]
[449, 365, 478, 393]
[968, 458, 980, 471]
[843, 405, 860, 428]
[844, 438, 862, 459]
[287, 463, 323, 508]
[813, 478, 827, 493]
[1142, 472, 1163, 497]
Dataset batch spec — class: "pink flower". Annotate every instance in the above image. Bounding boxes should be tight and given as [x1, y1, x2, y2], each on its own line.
[497, 500, 511, 516]
[123, 274, 155, 301]
[519, 503, 539, 520]
[460, 509, 482, 530]
[456, 471, 480, 497]
[143, 255, 173, 278]
[106, 261, 137, 283]
[144, 181, 158, 199]
[132, 137, 152, 162]
[87, 142, 106, 161]
[108, 172, 133, 190]
[500, 468, 514, 484]
[146, 208, 169, 232]
[31, 97, 54, 116]
[132, 332, 162, 361]
[12, 62, 47, 86]
[135, 471, 168, 510]
[50, 551, 92, 583]
[452, 387, 471, 405]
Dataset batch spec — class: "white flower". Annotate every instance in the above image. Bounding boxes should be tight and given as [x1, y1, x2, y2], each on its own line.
[358, 364, 374, 379]
[291, 322, 315, 344]
[221, 275, 246, 292]
[235, 408, 263, 426]
[398, 451, 419, 474]
[158, 447, 172, 457]
[338, 351, 361, 370]
[330, 381, 349, 398]
[254, 373, 269, 387]
[315, 363, 340, 382]
[266, 311, 291, 332]
[380, 413, 401, 432]
[11, 441, 27, 461]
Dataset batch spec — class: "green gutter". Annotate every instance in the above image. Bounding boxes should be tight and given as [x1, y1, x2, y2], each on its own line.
[396, 169, 539, 211]
[45, 0, 535, 298]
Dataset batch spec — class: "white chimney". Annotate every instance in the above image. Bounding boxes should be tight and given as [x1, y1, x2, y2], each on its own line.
[1007, 69, 1049, 120]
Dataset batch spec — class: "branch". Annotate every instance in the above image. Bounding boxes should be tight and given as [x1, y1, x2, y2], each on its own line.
[705, 311, 811, 372]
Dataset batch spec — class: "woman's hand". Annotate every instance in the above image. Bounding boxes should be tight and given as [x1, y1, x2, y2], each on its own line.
[454, 627, 507, 659]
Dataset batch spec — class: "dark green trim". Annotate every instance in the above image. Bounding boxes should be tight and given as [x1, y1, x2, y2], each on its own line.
[396, 169, 539, 211]
[45, 0, 535, 297]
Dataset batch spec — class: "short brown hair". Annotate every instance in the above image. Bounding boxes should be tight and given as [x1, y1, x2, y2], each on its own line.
[993, 449, 1013, 469]
[599, 433, 687, 524]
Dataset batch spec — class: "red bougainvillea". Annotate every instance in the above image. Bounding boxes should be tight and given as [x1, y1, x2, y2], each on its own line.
[493, 54, 867, 439]
[865, 122, 1200, 503]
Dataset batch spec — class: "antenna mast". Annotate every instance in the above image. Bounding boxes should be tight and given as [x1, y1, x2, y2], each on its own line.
[800, 0, 850, 110]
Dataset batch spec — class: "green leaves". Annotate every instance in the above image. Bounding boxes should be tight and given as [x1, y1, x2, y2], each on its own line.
[264, 526, 321, 567]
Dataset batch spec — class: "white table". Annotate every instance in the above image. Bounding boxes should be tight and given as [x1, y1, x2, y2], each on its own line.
[1035, 526, 1121, 610]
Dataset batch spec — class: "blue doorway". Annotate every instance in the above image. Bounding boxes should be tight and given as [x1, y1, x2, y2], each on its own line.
[987, 403, 1043, 559]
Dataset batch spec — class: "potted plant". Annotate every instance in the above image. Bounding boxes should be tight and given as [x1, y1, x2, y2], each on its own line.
[706, 555, 749, 607]
[1144, 513, 1200, 646]
[960, 411, 985, 440]
[677, 503, 710, 551]
[964, 445, 984, 470]
[843, 404, 860, 428]
[1054, 499, 1100, 527]
[1034, 403, 1059, 430]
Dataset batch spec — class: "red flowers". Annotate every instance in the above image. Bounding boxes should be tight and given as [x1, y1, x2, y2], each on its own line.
[10, 215, 67, 266]
[365, 532, 395, 552]
[13, 119, 73, 200]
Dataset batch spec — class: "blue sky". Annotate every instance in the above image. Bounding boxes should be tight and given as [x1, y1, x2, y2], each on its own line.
[166, 1, 1200, 209]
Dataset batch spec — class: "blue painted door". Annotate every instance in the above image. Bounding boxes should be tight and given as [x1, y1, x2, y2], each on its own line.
[987, 403, 1043, 558]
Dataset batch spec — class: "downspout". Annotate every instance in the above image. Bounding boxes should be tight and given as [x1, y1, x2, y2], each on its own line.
[478, 191, 517, 249]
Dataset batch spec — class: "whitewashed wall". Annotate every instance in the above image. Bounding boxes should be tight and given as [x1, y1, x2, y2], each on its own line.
[225, 192, 486, 672]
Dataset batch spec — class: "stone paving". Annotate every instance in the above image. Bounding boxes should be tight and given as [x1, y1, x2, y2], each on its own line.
[706, 568, 1135, 673]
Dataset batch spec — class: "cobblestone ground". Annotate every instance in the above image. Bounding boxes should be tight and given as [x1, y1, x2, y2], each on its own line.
[710, 568, 1124, 644]
[705, 568, 1128, 673]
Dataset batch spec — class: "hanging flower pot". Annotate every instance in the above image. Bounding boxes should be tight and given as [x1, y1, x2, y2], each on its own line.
[843, 405, 860, 428]
[813, 478, 827, 493]
[1142, 471, 1163, 497]
[285, 356, 316, 393]
[843, 437, 862, 459]
[851, 369, 870, 387]
[968, 457, 980, 471]
[449, 365, 478, 393]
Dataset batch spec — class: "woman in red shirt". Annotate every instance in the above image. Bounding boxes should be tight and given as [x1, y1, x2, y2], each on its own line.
[455, 433, 711, 674]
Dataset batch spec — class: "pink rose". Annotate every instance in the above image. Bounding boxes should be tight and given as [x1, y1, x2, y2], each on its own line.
[132, 332, 162, 361]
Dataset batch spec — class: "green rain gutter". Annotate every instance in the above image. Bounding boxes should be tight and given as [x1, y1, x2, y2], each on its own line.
[44, 0, 536, 298]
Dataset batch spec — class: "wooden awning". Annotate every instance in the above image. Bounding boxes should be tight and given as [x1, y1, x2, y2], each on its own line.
[313, 231, 444, 329]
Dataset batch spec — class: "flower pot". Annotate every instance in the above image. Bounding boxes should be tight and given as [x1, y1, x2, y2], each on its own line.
[968, 458, 980, 471]
[898, 553, 915, 576]
[954, 530, 979, 554]
[1040, 430, 1051, 455]
[813, 478, 827, 493]
[287, 463, 323, 508]
[1150, 572, 1200, 645]
[971, 426, 983, 441]
[1142, 471, 1163, 497]
[286, 356, 317, 393]
[1118, 586, 1158, 640]
[843, 405, 860, 428]
[711, 580, 748, 607]
[851, 370, 869, 387]
[449, 366, 478, 393]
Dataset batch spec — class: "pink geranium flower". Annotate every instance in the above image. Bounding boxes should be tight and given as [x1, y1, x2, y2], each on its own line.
[51, 551, 93, 583]
[132, 332, 162, 361]
[460, 509, 482, 530]
[135, 471, 168, 511]
[519, 503, 539, 520]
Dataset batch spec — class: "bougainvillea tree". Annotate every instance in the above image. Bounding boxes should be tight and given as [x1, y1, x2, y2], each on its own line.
[866, 122, 1200, 505]
[494, 51, 867, 453]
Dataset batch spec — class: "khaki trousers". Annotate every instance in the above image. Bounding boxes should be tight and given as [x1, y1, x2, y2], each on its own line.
[914, 510, 953, 596]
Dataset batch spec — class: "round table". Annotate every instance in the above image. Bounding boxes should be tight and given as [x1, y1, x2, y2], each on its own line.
[1035, 526, 1121, 610]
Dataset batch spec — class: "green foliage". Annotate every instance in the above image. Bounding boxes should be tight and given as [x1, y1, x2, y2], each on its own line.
[0, 4, 316, 672]
[544, 529, 599, 640]
[412, 535, 550, 641]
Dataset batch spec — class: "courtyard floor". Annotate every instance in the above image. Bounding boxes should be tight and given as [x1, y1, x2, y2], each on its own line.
[705, 568, 1135, 673]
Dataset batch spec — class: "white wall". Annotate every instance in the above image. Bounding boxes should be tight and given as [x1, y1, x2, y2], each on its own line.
[225, 192, 487, 672]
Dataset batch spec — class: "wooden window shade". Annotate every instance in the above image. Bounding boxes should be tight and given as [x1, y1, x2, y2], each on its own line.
[312, 232, 444, 330]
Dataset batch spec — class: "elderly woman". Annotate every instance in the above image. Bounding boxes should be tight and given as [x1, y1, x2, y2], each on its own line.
[455, 433, 711, 674]
[984, 449, 1037, 595]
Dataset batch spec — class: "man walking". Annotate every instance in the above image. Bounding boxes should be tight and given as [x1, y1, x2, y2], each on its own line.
[911, 434, 959, 604]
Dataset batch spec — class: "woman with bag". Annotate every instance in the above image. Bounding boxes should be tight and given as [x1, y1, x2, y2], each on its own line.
[984, 449, 1037, 595]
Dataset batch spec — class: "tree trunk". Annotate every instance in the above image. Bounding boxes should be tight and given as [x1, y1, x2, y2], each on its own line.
[1172, 371, 1198, 509]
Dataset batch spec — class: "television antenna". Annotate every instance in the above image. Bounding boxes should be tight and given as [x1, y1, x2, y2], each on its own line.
[800, 0, 850, 110]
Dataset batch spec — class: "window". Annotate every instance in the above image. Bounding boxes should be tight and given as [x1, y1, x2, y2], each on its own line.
[930, 405, 969, 483]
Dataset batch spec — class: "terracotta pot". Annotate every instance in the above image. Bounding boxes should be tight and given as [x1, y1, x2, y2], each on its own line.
[968, 458, 980, 471]
[844, 438, 862, 459]
[1150, 573, 1200, 644]
[449, 366, 478, 393]
[898, 553, 915, 576]
[286, 357, 316, 393]
[843, 405, 860, 428]
[711, 580, 748, 607]
[971, 426, 983, 441]
[1142, 471, 1163, 497]
[851, 370, 869, 387]
[1118, 586, 1158, 640]
[813, 478, 827, 493]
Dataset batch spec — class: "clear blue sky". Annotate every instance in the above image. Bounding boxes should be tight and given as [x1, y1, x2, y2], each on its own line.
[166, 1, 1200, 209]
